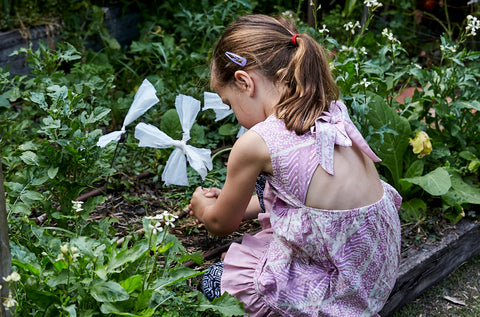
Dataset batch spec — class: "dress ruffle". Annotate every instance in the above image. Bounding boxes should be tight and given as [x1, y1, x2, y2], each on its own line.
[221, 226, 280, 317]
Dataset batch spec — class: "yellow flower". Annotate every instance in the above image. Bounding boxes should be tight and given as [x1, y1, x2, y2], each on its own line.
[409, 131, 432, 158]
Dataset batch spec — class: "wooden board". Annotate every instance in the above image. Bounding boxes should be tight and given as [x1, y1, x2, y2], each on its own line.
[380, 219, 480, 316]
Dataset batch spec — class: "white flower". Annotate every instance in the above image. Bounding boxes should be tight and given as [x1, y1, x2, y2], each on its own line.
[56, 253, 65, 262]
[382, 28, 401, 44]
[414, 63, 422, 69]
[340, 45, 358, 54]
[344, 21, 361, 34]
[145, 214, 164, 221]
[318, 24, 329, 34]
[3, 272, 21, 283]
[60, 244, 69, 254]
[162, 210, 178, 228]
[360, 47, 367, 55]
[466, 15, 480, 36]
[364, 0, 383, 9]
[72, 200, 84, 213]
[149, 222, 164, 235]
[440, 44, 457, 53]
[360, 78, 373, 88]
[3, 293, 17, 309]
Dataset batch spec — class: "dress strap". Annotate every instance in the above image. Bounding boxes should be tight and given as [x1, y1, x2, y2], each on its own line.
[312, 101, 381, 175]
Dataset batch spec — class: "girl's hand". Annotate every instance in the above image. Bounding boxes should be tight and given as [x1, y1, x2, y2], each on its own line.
[188, 187, 220, 224]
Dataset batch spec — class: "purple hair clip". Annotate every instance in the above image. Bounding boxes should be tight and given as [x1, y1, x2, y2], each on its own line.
[225, 51, 247, 67]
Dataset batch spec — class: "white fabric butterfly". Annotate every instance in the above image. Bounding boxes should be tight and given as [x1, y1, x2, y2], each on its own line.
[97, 79, 159, 147]
[203, 91, 247, 137]
[134, 94, 212, 186]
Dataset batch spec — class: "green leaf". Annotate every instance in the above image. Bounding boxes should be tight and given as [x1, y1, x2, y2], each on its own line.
[400, 198, 426, 222]
[85, 107, 111, 125]
[121, 275, 143, 293]
[0, 94, 10, 108]
[61, 304, 77, 317]
[402, 167, 451, 196]
[218, 123, 238, 136]
[151, 266, 204, 290]
[100, 301, 154, 316]
[48, 166, 59, 179]
[90, 279, 130, 302]
[451, 100, 480, 111]
[10, 243, 41, 276]
[107, 242, 149, 273]
[400, 160, 424, 193]
[443, 171, 480, 205]
[160, 108, 181, 140]
[196, 292, 245, 316]
[20, 151, 39, 166]
[12, 202, 30, 215]
[47, 270, 69, 287]
[20, 190, 44, 205]
[366, 93, 411, 188]
[29, 92, 48, 109]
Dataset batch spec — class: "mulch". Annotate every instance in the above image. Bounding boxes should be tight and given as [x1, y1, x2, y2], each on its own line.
[87, 171, 459, 272]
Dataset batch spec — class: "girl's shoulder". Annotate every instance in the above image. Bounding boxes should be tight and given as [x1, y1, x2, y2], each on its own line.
[250, 115, 287, 137]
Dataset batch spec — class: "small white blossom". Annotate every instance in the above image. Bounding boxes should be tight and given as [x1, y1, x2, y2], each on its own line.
[360, 47, 367, 55]
[162, 210, 178, 228]
[60, 244, 69, 254]
[3, 293, 17, 309]
[382, 28, 401, 44]
[56, 253, 65, 262]
[440, 44, 457, 53]
[145, 214, 164, 221]
[3, 272, 21, 283]
[72, 200, 84, 213]
[360, 78, 373, 88]
[318, 24, 329, 34]
[364, 0, 383, 10]
[414, 64, 422, 69]
[466, 15, 480, 36]
[343, 21, 361, 34]
[340, 45, 358, 54]
[149, 222, 164, 235]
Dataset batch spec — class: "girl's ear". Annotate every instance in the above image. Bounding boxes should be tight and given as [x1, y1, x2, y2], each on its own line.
[234, 70, 255, 97]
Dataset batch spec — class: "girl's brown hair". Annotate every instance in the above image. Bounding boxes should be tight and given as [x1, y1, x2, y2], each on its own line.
[211, 14, 339, 135]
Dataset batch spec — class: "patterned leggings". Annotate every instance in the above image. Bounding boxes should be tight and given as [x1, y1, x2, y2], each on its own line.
[202, 175, 266, 301]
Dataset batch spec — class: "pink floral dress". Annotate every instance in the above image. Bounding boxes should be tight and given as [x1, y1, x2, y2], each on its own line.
[221, 101, 402, 316]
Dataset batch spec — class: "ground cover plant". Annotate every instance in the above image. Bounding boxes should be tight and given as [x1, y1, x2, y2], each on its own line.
[0, 0, 479, 315]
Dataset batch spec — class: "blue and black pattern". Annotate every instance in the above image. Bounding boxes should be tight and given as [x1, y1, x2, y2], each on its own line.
[255, 174, 266, 213]
[202, 261, 223, 301]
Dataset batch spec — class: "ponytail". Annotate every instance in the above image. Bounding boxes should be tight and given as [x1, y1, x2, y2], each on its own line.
[212, 14, 339, 135]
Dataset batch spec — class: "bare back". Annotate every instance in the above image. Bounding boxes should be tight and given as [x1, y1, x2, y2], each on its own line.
[305, 143, 384, 210]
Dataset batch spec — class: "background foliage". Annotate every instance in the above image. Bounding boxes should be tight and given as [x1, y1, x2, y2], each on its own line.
[0, 0, 479, 315]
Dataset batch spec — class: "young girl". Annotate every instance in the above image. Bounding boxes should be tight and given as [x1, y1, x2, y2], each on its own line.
[189, 14, 401, 317]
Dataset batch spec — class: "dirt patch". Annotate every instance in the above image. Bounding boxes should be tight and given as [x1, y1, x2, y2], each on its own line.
[89, 173, 460, 270]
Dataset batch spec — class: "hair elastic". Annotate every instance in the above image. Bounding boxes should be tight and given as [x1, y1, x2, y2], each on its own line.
[225, 51, 247, 67]
[291, 34, 299, 47]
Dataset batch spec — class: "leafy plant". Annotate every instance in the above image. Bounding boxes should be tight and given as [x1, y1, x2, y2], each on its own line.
[6, 206, 244, 316]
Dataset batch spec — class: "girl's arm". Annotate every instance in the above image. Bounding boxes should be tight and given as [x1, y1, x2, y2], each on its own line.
[244, 195, 262, 220]
[189, 131, 269, 236]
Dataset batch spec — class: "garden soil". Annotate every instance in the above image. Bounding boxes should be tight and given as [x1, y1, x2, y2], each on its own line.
[88, 173, 478, 315]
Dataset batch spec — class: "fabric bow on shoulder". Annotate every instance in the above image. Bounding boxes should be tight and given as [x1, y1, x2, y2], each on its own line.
[313, 101, 381, 175]
[134, 94, 213, 186]
[97, 79, 159, 148]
